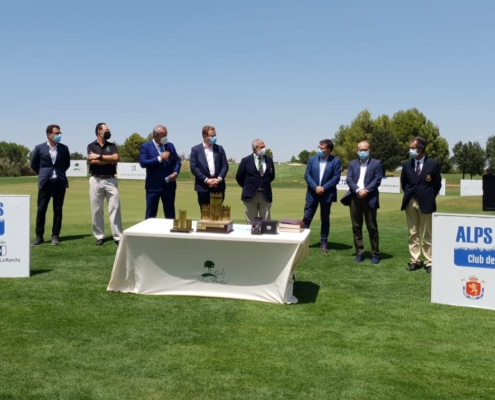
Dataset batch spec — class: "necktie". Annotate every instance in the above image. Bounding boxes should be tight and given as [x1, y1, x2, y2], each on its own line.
[159, 144, 165, 154]
[416, 161, 421, 176]
[258, 157, 264, 176]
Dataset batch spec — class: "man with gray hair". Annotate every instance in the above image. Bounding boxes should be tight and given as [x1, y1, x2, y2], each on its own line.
[235, 139, 275, 225]
[139, 125, 181, 219]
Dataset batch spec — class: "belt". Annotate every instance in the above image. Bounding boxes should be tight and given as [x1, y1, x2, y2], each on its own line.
[93, 174, 114, 179]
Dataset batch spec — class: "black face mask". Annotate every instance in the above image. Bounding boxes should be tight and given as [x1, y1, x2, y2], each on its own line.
[103, 131, 111, 140]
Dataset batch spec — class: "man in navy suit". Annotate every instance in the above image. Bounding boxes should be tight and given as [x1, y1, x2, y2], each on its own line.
[302, 139, 341, 254]
[341, 141, 383, 264]
[401, 136, 442, 274]
[235, 139, 275, 225]
[139, 125, 181, 220]
[31, 124, 71, 246]
[190, 125, 229, 212]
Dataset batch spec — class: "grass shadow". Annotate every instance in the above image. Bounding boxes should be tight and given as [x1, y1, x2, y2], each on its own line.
[60, 234, 92, 242]
[294, 281, 320, 304]
[30, 269, 52, 276]
[309, 241, 353, 251]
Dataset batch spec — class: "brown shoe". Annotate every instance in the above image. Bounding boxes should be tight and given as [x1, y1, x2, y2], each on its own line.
[320, 244, 328, 254]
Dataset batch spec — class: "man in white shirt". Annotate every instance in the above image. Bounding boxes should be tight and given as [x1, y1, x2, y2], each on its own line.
[340, 141, 383, 264]
[190, 126, 229, 213]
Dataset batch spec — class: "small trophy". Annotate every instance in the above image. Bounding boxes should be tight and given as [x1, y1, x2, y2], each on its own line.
[170, 210, 194, 233]
[196, 192, 233, 233]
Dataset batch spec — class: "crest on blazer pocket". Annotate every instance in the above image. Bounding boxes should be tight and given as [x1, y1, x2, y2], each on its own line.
[426, 174, 431, 182]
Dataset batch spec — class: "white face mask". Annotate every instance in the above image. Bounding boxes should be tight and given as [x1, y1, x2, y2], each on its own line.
[257, 148, 266, 157]
[160, 136, 168, 145]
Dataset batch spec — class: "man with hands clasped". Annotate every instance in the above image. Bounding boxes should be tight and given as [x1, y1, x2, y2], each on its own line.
[341, 141, 383, 264]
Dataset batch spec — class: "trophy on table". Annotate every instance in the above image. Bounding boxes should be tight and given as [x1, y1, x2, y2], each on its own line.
[196, 192, 233, 233]
[170, 210, 194, 233]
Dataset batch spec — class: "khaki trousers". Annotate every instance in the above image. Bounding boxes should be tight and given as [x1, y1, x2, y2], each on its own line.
[89, 177, 123, 241]
[243, 191, 272, 225]
[405, 197, 432, 267]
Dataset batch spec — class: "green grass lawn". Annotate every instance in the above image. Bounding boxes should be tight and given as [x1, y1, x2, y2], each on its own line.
[0, 175, 494, 399]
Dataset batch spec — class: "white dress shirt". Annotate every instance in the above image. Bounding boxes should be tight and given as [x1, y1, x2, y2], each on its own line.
[47, 141, 58, 180]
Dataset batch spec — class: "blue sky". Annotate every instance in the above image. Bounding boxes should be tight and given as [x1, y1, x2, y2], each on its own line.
[1, 0, 494, 162]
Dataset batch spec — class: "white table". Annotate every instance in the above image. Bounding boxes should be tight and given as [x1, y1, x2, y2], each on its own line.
[107, 218, 310, 304]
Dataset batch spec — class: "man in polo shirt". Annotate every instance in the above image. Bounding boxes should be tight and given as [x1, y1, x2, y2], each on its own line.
[87, 122, 123, 246]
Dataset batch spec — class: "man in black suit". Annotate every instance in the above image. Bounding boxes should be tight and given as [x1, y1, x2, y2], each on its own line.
[235, 139, 275, 225]
[31, 124, 71, 246]
[190, 125, 229, 212]
[401, 136, 442, 274]
[341, 141, 383, 264]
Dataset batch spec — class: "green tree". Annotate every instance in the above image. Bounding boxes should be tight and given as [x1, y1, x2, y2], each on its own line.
[369, 130, 402, 172]
[0, 142, 33, 177]
[117, 133, 147, 162]
[290, 155, 298, 163]
[298, 150, 310, 164]
[485, 135, 495, 173]
[265, 148, 273, 159]
[452, 141, 485, 179]
[70, 152, 85, 160]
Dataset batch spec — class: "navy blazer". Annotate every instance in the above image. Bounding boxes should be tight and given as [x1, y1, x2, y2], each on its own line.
[340, 158, 383, 209]
[235, 154, 275, 202]
[305, 154, 341, 203]
[139, 140, 181, 192]
[190, 143, 229, 193]
[401, 157, 442, 214]
[31, 142, 70, 189]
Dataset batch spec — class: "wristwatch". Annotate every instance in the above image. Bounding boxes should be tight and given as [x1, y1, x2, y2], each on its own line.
[99, 154, 103, 160]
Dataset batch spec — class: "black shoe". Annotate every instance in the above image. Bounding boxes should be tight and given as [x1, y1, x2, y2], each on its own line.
[354, 254, 364, 262]
[371, 255, 380, 265]
[406, 262, 422, 271]
[96, 239, 105, 246]
[114, 240, 120, 246]
[31, 237, 44, 247]
[320, 244, 328, 254]
[51, 235, 59, 246]
[426, 266, 432, 274]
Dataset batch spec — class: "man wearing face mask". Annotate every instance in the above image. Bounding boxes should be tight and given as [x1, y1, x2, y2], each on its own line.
[302, 139, 341, 254]
[401, 136, 442, 274]
[235, 139, 275, 225]
[340, 141, 383, 264]
[87, 122, 123, 246]
[31, 124, 71, 246]
[139, 125, 181, 219]
[190, 125, 229, 212]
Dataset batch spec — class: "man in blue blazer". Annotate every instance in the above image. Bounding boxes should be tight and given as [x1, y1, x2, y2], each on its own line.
[139, 125, 181, 220]
[190, 125, 229, 212]
[235, 139, 275, 225]
[401, 136, 442, 274]
[302, 139, 341, 253]
[341, 141, 383, 264]
[31, 124, 71, 246]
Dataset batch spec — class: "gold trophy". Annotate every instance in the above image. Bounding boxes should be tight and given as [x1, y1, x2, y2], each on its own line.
[170, 210, 194, 233]
[196, 193, 233, 233]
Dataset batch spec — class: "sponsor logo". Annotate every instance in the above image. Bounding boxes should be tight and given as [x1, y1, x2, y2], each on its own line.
[462, 276, 485, 300]
[199, 260, 227, 284]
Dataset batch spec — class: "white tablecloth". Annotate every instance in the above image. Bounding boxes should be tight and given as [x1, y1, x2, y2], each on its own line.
[107, 218, 310, 304]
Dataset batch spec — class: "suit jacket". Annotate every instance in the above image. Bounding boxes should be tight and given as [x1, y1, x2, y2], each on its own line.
[190, 143, 229, 193]
[139, 140, 181, 191]
[235, 154, 275, 202]
[401, 157, 442, 214]
[340, 158, 383, 209]
[31, 142, 70, 189]
[305, 154, 341, 203]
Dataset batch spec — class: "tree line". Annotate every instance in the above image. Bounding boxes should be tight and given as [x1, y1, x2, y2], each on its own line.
[0, 109, 492, 177]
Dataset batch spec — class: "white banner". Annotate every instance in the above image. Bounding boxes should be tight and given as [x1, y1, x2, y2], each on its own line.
[117, 162, 146, 180]
[337, 176, 400, 193]
[432, 213, 495, 310]
[0, 195, 30, 277]
[66, 160, 88, 177]
[460, 180, 482, 196]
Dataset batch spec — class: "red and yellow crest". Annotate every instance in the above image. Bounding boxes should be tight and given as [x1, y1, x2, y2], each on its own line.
[462, 276, 485, 300]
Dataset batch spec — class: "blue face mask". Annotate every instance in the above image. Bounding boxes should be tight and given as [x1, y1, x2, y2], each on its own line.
[53, 134, 62, 144]
[317, 149, 324, 157]
[357, 151, 369, 159]
[209, 137, 217, 145]
[409, 149, 418, 158]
